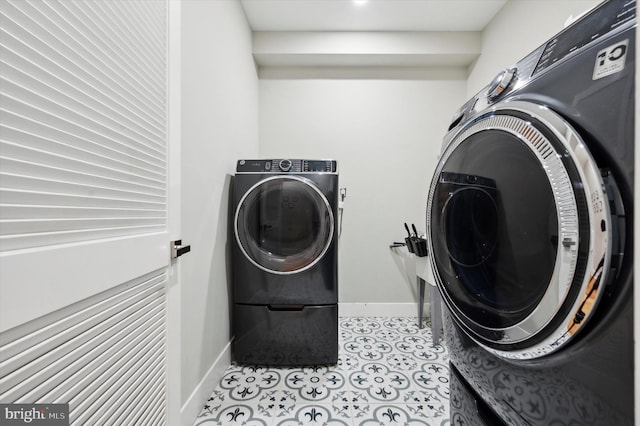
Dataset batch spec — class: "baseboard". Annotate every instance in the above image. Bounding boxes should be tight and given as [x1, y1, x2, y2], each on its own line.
[181, 340, 232, 426]
[339, 302, 430, 318]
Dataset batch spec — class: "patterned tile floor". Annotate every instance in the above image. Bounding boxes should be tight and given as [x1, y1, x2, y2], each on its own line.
[194, 317, 450, 426]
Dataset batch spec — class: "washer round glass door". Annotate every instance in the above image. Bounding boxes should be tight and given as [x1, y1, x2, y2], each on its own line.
[235, 175, 334, 274]
[427, 100, 612, 360]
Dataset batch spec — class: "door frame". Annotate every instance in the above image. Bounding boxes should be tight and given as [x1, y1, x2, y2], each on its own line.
[166, 0, 181, 424]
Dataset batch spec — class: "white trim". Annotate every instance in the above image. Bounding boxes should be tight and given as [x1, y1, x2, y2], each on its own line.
[259, 66, 468, 80]
[166, 0, 182, 425]
[338, 303, 429, 318]
[180, 341, 232, 426]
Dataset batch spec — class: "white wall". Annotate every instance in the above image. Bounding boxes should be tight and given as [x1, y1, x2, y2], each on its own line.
[259, 76, 466, 303]
[180, 0, 259, 423]
[467, 0, 601, 97]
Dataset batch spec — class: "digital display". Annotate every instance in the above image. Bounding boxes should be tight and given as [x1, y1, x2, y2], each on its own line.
[306, 161, 329, 172]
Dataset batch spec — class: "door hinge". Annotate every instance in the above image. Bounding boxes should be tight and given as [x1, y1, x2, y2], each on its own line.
[171, 240, 191, 259]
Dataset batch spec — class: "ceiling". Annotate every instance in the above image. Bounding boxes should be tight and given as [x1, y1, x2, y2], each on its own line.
[240, 0, 508, 70]
[240, 0, 508, 32]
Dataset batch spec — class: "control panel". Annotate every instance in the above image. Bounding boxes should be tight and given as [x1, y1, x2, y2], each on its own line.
[236, 159, 337, 173]
[447, 0, 636, 129]
[532, 0, 635, 76]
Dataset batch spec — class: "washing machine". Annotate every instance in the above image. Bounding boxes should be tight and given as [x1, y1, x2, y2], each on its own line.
[426, 0, 635, 424]
[231, 159, 339, 366]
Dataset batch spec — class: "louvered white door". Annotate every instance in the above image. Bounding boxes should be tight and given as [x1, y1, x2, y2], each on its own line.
[0, 0, 179, 424]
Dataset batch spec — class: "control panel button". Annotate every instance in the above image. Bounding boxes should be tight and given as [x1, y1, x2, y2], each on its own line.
[279, 159, 292, 172]
[487, 68, 516, 101]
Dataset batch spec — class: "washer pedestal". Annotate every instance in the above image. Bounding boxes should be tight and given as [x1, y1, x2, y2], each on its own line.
[233, 304, 338, 366]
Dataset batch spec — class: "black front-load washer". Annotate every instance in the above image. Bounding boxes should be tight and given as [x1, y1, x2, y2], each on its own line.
[231, 159, 338, 366]
[426, 0, 634, 424]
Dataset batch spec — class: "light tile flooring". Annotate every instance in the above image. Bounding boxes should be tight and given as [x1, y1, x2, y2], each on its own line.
[193, 317, 451, 426]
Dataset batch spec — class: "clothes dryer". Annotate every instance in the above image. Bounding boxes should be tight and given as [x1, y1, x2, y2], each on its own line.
[232, 159, 338, 365]
[426, 0, 634, 424]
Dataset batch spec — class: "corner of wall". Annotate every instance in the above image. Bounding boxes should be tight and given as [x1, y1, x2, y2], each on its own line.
[181, 342, 233, 426]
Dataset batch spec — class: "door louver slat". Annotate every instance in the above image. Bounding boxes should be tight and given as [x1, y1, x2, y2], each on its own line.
[0, 270, 167, 425]
[0, 0, 168, 252]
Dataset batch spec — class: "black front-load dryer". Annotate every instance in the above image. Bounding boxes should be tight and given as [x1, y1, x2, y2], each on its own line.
[232, 159, 338, 366]
[426, 0, 634, 424]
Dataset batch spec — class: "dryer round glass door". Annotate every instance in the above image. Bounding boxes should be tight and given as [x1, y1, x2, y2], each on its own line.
[427, 100, 613, 360]
[235, 175, 334, 274]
